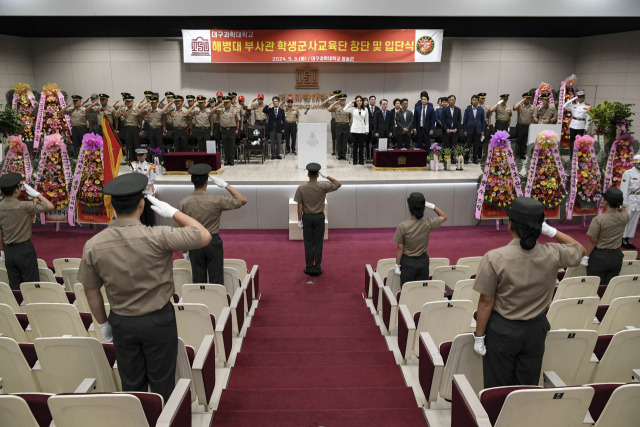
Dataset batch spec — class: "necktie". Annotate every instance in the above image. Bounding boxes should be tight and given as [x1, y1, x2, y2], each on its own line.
[421, 107, 425, 127]
[383, 111, 386, 120]
[275, 108, 278, 116]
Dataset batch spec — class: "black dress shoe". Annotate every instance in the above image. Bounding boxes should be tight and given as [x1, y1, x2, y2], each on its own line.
[473, 160, 479, 164]
[304, 268, 315, 276]
[359, 161, 364, 165]
[314, 269, 323, 277]
[292, 151, 297, 155]
[276, 155, 282, 159]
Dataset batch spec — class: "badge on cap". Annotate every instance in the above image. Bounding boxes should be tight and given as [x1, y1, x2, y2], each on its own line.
[135, 148, 148, 155]
[72, 95, 82, 101]
[522, 92, 532, 98]
[500, 94, 509, 99]
[577, 90, 586, 97]
[99, 93, 110, 99]
[186, 95, 195, 100]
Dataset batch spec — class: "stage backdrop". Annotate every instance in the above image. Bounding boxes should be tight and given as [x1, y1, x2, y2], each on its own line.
[182, 29, 443, 63]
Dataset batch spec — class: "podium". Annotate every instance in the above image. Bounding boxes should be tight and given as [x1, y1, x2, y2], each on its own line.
[298, 123, 327, 170]
[288, 198, 328, 241]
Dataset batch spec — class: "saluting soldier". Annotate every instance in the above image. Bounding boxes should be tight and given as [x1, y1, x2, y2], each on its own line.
[160, 91, 176, 140]
[284, 96, 300, 155]
[513, 92, 534, 160]
[620, 154, 640, 249]
[211, 92, 224, 144]
[131, 148, 157, 226]
[327, 94, 351, 161]
[164, 95, 196, 152]
[87, 93, 115, 136]
[250, 93, 268, 128]
[191, 95, 213, 152]
[136, 91, 154, 110]
[294, 163, 341, 277]
[0, 173, 54, 290]
[115, 93, 141, 160]
[563, 90, 591, 160]
[185, 94, 196, 109]
[137, 94, 164, 155]
[478, 93, 492, 135]
[83, 93, 100, 135]
[490, 94, 512, 132]
[78, 173, 211, 403]
[533, 93, 558, 125]
[178, 163, 247, 284]
[61, 94, 92, 157]
[215, 96, 242, 166]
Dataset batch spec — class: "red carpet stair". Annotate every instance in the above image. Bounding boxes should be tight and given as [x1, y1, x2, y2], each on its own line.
[212, 293, 426, 426]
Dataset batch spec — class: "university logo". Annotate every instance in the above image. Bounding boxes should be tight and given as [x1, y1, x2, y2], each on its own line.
[191, 37, 210, 56]
[295, 65, 319, 89]
[416, 36, 435, 56]
[185, 160, 195, 169]
[398, 156, 407, 166]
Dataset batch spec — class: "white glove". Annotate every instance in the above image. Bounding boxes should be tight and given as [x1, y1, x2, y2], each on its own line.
[424, 201, 435, 209]
[499, 99, 505, 105]
[99, 321, 113, 343]
[569, 96, 578, 103]
[145, 195, 179, 218]
[541, 222, 557, 238]
[0, 251, 5, 263]
[298, 220, 303, 228]
[183, 251, 190, 262]
[319, 172, 328, 179]
[211, 176, 228, 188]
[581, 256, 589, 267]
[394, 264, 401, 275]
[23, 183, 40, 198]
[473, 334, 486, 356]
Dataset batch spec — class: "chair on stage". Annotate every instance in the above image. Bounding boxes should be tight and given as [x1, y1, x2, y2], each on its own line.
[382, 280, 445, 334]
[24, 303, 89, 339]
[600, 275, 640, 305]
[622, 250, 638, 261]
[224, 259, 248, 282]
[428, 258, 451, 277]
[181, 283, 245, 336]
[36, 259, 47, 270]
[243, 125, 266, 164]
[586, 383, 640, 426]
[384, 268, 402, 298]
[546, 297, 599, 330]
[20, 282, 68, 305]
[73, 283, 109, 315]
[432, 265, 471, 291]
[52, 258, 81, 277]
[553, 276, 600, 301]
[563, 264, 588, 280]
[0, 268, 10, 286]
[172, 259, 192, 272]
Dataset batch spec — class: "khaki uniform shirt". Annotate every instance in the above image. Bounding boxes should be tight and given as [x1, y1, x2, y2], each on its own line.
[495, 104, 512, 122]
[77, 218, 202, 316]
[285, 107, 299, 123]
[171, 107, 190, 129]
[251, 101, 267, 121]
[533, 104, 558, 123]
[91, 105, 115, 127]
[178, 191, 243, 235]
[587, 210, 629, 250]
[294, 181, 340, 214]
[193, 109, 211, 128]
[333, 105, 351, 124]
[122, 107, 139, 127]
[63, 106, 89, 127]
[474, 239, 583, 320]
[144, 108, 163, 128]
[163, 103, 176, 125]
[393, 216, 444, 257]
[219, 108, 240, 128]
[481, 105, 491, 126]
[0, 198, 48, 244]
[211, 103, 222, 124]
[516, 103, 534, 125]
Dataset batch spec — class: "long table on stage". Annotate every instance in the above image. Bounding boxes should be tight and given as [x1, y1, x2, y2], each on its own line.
[372, 149, 427, 170]
[164, 152, 221, 174]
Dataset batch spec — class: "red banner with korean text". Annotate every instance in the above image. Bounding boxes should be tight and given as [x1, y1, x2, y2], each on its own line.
[182, 29, 443, 63]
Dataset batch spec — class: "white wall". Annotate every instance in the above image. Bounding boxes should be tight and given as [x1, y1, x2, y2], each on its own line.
[0, 35, 34, 106]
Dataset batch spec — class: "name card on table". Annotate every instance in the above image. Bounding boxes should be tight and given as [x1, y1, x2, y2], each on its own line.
[378, 138, 388, 151]
[206, 140, 217, 154]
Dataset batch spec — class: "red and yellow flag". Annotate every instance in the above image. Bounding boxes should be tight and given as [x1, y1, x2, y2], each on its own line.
[101, 116, 123, 218]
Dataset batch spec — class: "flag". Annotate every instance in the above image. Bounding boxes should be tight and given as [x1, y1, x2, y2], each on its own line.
[101, 116, 122, 219]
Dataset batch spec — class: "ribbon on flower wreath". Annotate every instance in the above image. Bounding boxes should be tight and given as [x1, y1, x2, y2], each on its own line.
[566, 135, 601, 219]
[430, 142, 441, 171]
[68, 133, 104, 226]
[600, 121, 632, 214]
[1, 135, 33, 184]
[33, 84, 71, 150]
[474, 130, 523, 219]
[34, 134, 73, 223]
[524, 130, 567, 198]
[556, 75, 576, 125]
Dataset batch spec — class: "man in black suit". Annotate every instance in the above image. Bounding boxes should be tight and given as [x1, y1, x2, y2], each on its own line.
[373, 99, 394, 149]
[365, 95, 380, 161]
[262, 96, 286, 159]
[395, 98, 414, 149]
[442, 94, 462, 149]
[413, 90, 436, 153]
[463, 94, 486, 163]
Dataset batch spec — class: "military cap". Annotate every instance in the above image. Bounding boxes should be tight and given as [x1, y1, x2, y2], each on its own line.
[103, 173, 148, 197]
[135, 148, 148, 155]
[257, 93, 265, 99]
[477, 93, 487, 98]
[174, 95, 184, 101]
[238, 95, 245, 102]
[287, 97, 294, 102]
[576, 90, 586, 97]
[99, 93, 110, 99]
[71, 95, 82, 101]
[223, 96, 232, 102]
[123, 94, 134, 101]
[0, 172, 22, 189]
[186, 95, 195, 100]
[633, 154, 640, 164]
[228, 91, 237, 97]
[333, 90, 342, 95]
[90, 93, 98, 99]
[306, 163, 321, 174]
[208, 97, 215, 103]
[339, 94, 348, 100]
[500, 94, 509, 99]
[165, 91, 175, 98]
[505, 197, 544, 225]
[216, 91, 223, 97]
[522, 92, 532, 98]
[188, 163, 212, 176]
[144, 90, 153, 96]
[197, 95, 206, 102]
[540, 93, 550, 99]
[150, 95, 159, 102]
[407, 192, 425, 205]
[603, 188, 623, 206]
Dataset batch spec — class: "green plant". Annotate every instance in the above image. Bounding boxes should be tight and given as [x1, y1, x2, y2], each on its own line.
[0, 105, 22, 137]
[454, 144, 469, 157]
[441, 147, 453, 158]
[587, 101, 635, 143]
[427, 153, 434, 161]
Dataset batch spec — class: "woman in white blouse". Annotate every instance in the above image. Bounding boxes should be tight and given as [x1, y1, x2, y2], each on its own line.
[345, 95, 369, 165]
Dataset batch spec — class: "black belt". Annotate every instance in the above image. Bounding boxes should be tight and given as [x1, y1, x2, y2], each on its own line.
[222, 126, 235, 130]
[336, 122, 350, 126]
[174, 127, 187, 130]
[595, 247, 621, 252]
[7, 239, 31, 247]
[194, 127, 209, 129]
[150, 126, 162, 129]
[403, 253, 427, 259]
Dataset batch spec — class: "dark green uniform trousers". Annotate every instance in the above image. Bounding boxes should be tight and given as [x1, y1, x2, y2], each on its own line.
[302, 212, 325, 273]
[483, 312, 550, 388]
[189, 233, 223, 285]
[108, 301, 177, 403]
[587, 248, 623, 286]
[5, 240, 39, 290]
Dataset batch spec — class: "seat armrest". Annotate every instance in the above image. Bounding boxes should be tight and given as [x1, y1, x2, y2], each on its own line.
[192, 335, 216, 411]
[632, 369, 640, 382]
[75, 378, 97, 393]
[452, 374, 491, 427]
[230, 287, 243, 335]
[420, 332, 445, 404]
[215, 307, 232, 364]
[156, 378, 191, 427]
[0, 377, 3, 394]
[397, 304, 416, 361]
[543, 371, 567, 388]
[365, 264, 374, 298]
[240, 275, 251, 313]
[249, 265, 260, 303]
[381, 286, 398, 334]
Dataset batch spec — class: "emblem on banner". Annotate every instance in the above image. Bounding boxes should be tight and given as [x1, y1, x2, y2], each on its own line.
[191, 37, 210, 56]
[185, 160, 195, 169]
[295, 65, 319, 89]
[307, 132, 318, 146]
[398, 156, 407, 166]
[416, 36, 435, 56]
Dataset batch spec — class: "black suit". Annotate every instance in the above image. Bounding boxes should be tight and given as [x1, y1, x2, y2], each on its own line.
[365, 105, 380, 159]
[442, 106, 462, 149]
[395, 109, 414, 149]
[373, 109, 395, 148]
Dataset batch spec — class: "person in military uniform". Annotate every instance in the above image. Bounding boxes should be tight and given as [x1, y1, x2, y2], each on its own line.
[211, 91, 224, 146]
[160, 91, 176, 141]
[215, 96, 242, 166]
[137, 94, 164, 156]
[327, 94, 351, 160]
[185, 94, 196, 110]
[473, 197, 584, 388]
[513, 93, 534, 159]
[478, 93, 492, 136]
[620, 154, 640, 249]
[0, 173, 54, 290]
[490, 94, 512, 133]
[83, 93, 100, 135]
[533, 93, 558, 125]
[583, 188, 629, 285]
[393, 193, 447, 286]
[78, 173, 211, 403]
[131, 148, 157, 226]
[136, 91, 154, 110]
[324, 90, 342, 155]
[162, 95, 196, 152]
[178, 163, 246, 284]
[87, 93, 115, 136]
[250, 94, 268, 128]
[61, 94, 92, 158]
[115, 93, 141, 160]
[563, 90, 591, 160]
[294, 163, 341, 277]
[284, 97, 300, 155]
[191, 95, 213, 152]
